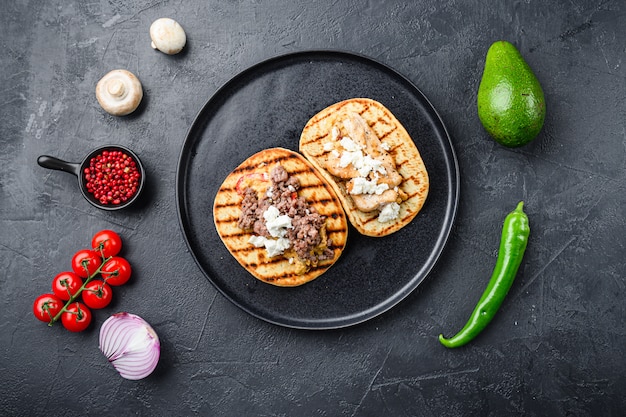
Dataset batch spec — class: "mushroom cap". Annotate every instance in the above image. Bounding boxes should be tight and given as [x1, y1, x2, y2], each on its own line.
[95, 69, 143, 116]
[150, 18, 186, 55]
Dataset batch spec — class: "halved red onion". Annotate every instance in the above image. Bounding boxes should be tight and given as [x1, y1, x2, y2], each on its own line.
[99, 312, 160, 380]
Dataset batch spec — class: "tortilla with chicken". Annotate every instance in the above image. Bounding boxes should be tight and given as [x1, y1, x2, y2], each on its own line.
[299, 98, 429, 237]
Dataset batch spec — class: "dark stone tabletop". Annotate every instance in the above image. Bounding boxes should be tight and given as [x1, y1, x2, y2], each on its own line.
[1, 0, 624, 416]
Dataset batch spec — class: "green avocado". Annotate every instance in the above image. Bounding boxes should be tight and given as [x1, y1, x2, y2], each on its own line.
[477, 40, 546, 147]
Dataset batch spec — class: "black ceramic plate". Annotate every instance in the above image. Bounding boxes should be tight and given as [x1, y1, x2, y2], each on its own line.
[176, 50, 459, 329]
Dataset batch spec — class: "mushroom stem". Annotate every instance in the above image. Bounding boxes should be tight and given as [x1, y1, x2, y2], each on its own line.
[107, 79, 126, 98]
[95, 69, 143, 116]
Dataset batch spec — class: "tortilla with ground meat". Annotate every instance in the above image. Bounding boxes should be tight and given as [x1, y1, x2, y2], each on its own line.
[213, 147, 348, 287]
[299, 98, 429, 237]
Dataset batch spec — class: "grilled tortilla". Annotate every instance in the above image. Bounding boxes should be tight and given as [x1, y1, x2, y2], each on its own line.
[299, 98, 429, 237]
[213, 147, 348, 287]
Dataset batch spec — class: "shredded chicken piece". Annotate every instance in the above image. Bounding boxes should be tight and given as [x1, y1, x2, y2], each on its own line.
[324, 112, 403, 213]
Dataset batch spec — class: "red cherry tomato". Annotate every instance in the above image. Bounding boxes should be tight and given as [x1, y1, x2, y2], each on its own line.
[92, 230, 122, 258]
[61, 302, 92, 332]
[82, 280, 113, 309]
[100, 256, 132, 286]
[71, 249, 103, 278]
[51, 271, 83, 301]
[33, 293, 64, 323]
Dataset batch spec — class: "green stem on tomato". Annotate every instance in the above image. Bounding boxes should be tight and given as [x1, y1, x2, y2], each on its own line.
[61, 279, 74, 300]
[95, 242, 107, 260]
[100, 269, 119, 285]
[75, 305, 85, 320]
[48, 254, 112, 326]
[43, 302, 56, 322]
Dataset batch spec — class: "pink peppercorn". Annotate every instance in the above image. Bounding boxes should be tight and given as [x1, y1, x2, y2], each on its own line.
[84, 150, 141, 205]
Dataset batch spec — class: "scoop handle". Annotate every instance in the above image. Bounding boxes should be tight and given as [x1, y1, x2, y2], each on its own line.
[37, 155, 81, 177]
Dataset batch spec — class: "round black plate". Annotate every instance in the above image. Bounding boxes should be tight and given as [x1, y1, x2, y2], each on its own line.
[176, 50, 459, 329]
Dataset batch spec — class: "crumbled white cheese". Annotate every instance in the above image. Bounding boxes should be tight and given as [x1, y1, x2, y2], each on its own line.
[378, 202, 400, 223]
[381, 141, 391, 151]
[339, 150, 363, 169]
[349, 177, 389, 195]
[265, 237, 290, 257]
[249, 235, 265, 247]
[359, 155, 386, 177]
[263, 205, 293, 238]
[338, 150, 386, 178]
[323, 141, 334, 152]
[336, 137, 387, 178]
[249, 235, 291, 258]
[331, 126, 340, 140]
[265, 186, 274, 198]
[248, 205, 294, 258]
[339, 136, 361, 152]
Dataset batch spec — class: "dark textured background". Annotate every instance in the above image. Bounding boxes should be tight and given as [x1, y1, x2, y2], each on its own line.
[1, 0, 624, 416]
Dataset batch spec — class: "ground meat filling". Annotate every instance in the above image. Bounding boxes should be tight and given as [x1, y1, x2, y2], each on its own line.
[238, 165, 334, 263]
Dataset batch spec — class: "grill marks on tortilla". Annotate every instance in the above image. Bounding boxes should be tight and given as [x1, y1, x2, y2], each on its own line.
[213, 147, 348, 287]
[215, 179, 326, 209]
[301, 110, 398, 158]
[234, 249, 336, 274]
[299, 98, 429, 237]
[214, 176, 346, 238]
[233, 153, 295, 174]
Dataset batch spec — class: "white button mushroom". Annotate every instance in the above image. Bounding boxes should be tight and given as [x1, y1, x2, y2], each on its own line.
[95, 69, 143, 116]
[150, 18, 186, 55]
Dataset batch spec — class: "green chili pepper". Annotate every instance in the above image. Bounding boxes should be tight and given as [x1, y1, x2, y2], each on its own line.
[439, 201, 530, 348]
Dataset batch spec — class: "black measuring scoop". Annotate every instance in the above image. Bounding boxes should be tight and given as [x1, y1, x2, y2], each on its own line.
[37, 144, 146, 211]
